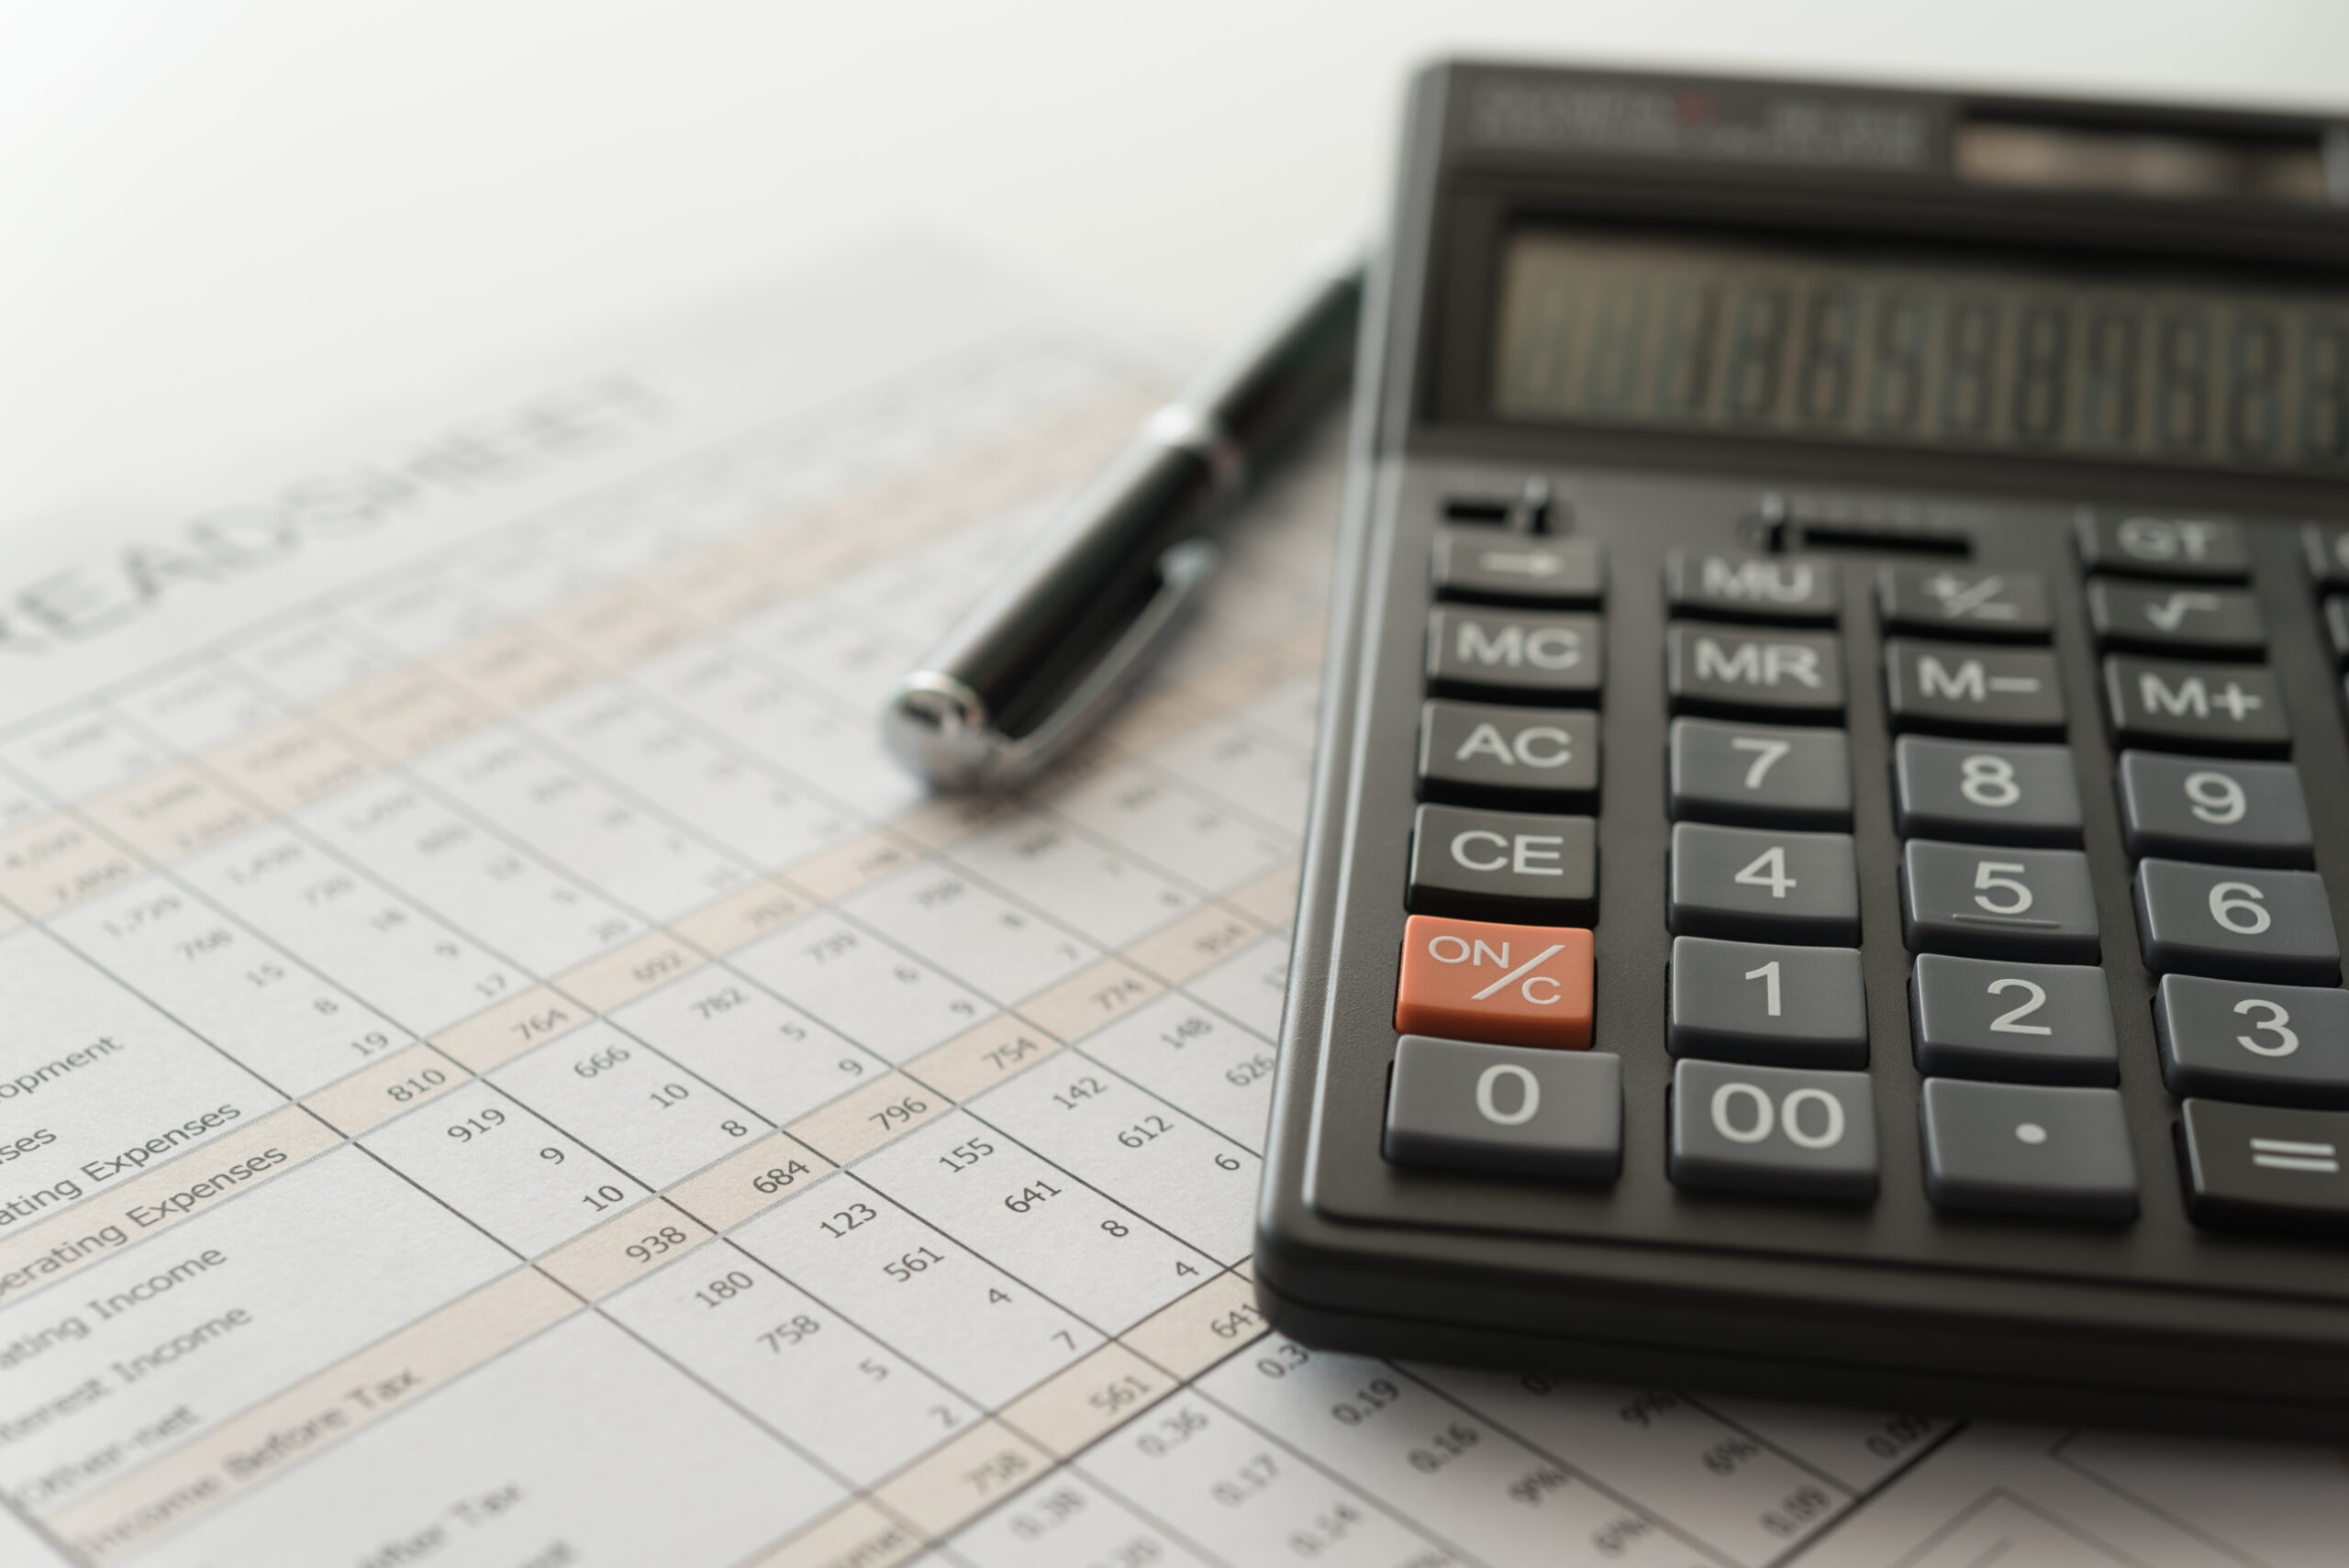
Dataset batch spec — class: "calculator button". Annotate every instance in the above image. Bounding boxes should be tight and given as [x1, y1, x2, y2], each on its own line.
[1408, 804, 1597, 924]
[2086, 581, 2266, 656]
[2323, 597, 2349, 666]
[1892, 736, 2082, 848]
[1909, 954, 2118, 1085]
[2180, 1098, 2349, 1235]
[1664, 550, 1839, 624]
[1876, 565, 2051, 640]
[1384, 1036, 1620, 1182]
[2076, 513, 2250, 582]
[1920, 1080, 2137, 1222]
[1395, 915, 1595, 1050]
[1899, 840, 2099, 963]
[2155, 974, 2349, 1109]
[1883, 639, 2065, 737]
[2102, 656, 2290, 756]
[1419, 701, 1599, 809]
[1427, 608, 1603, 704]
[1668, 822, 1859, 945]
[2133, 860, 2340, 985]
[1667, 717, 1851, 830]
[1668, 1060, 1877, 1202]
[2115, 751, 2313, 869]
[1432, 528, 1604, 606]
[1668, 936, 1867, 1069]
[1664, 626, 1844, 718]
[2304, 523, 2349, 591]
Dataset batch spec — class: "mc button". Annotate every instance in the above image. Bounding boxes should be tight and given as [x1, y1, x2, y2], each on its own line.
[1395, 915, 1596, 1051]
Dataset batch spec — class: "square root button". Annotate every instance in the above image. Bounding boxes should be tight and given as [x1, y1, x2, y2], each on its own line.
[1396, 915, 1595, 1051]
[1385, 1036, 1620, 1182]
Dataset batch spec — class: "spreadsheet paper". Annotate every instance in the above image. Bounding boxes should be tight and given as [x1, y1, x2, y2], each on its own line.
[0, 244, 2339, 1567]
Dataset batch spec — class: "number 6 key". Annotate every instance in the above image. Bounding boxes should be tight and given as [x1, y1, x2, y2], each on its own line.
[2135, 860, 2341, 984]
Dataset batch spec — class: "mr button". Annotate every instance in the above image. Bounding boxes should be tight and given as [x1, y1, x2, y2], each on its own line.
[1395, 915, 1596, 1050]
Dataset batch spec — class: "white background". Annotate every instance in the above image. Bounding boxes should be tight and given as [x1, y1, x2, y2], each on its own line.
[6, 0, 2347, 522]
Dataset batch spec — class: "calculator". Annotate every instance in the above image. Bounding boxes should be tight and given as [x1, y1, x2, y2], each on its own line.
[1255, 61, 2349, 1435]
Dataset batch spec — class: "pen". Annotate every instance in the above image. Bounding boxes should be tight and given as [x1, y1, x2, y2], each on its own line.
[884, 255, 1364, 791]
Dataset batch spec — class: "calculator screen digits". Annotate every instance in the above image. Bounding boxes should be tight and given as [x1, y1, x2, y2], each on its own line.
[1491, 228, 2349, 474]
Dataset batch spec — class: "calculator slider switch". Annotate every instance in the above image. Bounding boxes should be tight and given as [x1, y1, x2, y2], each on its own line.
[1384, 1036, 1620, 1182]
[1395, 916, 1595, 1051]
[1665, 550, 1840, 624]
[1427, 607, 1604, 705]
[1408, 804, 1596, 924]
[1433, 528, 1602, 606]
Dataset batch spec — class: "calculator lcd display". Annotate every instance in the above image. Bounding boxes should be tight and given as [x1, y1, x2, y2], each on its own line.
[1491, 228, 2349, 474]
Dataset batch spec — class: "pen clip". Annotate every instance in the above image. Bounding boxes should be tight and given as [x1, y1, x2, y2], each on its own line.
[887, 536, 1223, 790]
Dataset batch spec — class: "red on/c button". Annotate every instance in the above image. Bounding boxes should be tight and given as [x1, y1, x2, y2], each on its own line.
[1394, 915, 1595, 1051]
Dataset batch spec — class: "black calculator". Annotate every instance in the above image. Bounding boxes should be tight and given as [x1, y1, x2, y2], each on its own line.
[1255, 61, 2349, 1435]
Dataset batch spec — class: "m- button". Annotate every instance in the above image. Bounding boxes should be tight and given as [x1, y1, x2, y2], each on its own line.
[1395, 915, 1596, 1051]
[1884, 639, 2066, 736]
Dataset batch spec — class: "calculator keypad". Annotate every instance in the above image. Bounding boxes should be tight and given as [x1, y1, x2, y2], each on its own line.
[1376, 490, 2349, 1252]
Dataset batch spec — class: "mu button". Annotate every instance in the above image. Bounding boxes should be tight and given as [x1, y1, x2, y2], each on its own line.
[1395, 915, 1595, 1051]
